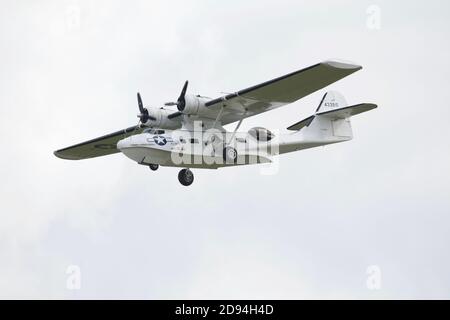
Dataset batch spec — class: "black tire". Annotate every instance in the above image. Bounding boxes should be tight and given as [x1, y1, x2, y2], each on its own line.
[178, 169, 194, 186]
[149, 164, 159, 171]
[223, 146, 238, 163]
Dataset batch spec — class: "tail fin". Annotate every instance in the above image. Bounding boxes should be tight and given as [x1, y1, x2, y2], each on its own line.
[287, 91, 377, 139]
[315, 91, 348, 113]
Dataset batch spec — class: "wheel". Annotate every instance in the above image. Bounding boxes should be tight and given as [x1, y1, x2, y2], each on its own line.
[149, 164, 159, 171]
[223, 146, 238, 163]
[178, 168, 194, 186]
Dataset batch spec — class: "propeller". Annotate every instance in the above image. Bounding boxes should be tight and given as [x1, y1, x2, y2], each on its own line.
[137, 92, 156, 124]
[164, 81, 189, 112]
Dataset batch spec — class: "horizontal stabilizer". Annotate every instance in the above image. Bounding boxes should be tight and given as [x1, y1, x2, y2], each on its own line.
[316, 103, 377, 119]
[287, 115, 315, 131]
[287, 97, 377, 131]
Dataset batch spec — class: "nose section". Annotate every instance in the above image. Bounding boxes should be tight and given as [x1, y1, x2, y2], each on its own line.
[116, 137, 130, 150]
[117, 135, 149, 163]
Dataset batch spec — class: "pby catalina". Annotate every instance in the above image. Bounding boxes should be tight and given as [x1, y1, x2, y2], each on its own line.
[54, 60, 377, 186]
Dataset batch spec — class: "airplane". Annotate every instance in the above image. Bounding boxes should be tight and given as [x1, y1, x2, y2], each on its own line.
[54, 60, 377, 186]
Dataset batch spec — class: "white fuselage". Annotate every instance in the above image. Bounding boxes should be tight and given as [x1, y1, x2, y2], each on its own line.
[117, 127, 350, 169]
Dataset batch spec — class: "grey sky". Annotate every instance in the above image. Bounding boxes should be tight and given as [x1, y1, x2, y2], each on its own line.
[1, 0, 450, 298]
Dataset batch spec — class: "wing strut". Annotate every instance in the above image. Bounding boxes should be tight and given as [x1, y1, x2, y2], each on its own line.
[212, 105, 225, 130]
[227, 111, 247, 144]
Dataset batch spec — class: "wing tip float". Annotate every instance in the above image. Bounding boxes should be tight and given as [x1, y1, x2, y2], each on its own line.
[322, 59, 362, 71]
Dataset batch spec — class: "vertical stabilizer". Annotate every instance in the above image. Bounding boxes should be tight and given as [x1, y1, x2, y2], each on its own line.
[315, 91, 348, 113]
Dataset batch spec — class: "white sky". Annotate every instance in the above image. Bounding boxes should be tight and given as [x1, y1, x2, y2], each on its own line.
[1, 0, 450, 298]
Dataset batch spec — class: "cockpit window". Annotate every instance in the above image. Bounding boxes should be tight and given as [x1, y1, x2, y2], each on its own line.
[248, 127, 274, 141]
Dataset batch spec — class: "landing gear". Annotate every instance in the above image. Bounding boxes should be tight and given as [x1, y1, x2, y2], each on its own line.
[223, 146, 238, 163]
[178, 168, 194, 186]
[149, 163, 159, 171]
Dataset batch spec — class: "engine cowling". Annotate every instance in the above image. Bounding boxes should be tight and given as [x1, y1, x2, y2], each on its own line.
[178, 95, 211, 116]
[143, 108, 182, 130]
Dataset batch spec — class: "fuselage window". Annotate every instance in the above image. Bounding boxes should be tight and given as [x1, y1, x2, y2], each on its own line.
[248, 127, 274, 142]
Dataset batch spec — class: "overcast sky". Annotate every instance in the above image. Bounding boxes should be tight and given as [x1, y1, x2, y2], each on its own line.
[1, 0, 450, 299]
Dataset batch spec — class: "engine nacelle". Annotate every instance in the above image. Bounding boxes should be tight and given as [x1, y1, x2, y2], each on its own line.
[178, 95, 211, 116]
[143, 108, 182, 130]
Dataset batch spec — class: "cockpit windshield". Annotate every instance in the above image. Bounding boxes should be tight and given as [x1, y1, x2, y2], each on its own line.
[143, 128, 165, 135]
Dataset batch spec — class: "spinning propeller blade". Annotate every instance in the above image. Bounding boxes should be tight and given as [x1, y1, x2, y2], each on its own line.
[163, 81, 189, 111]
[176, 80, 189, 111]
[136, 92, 156, 123]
